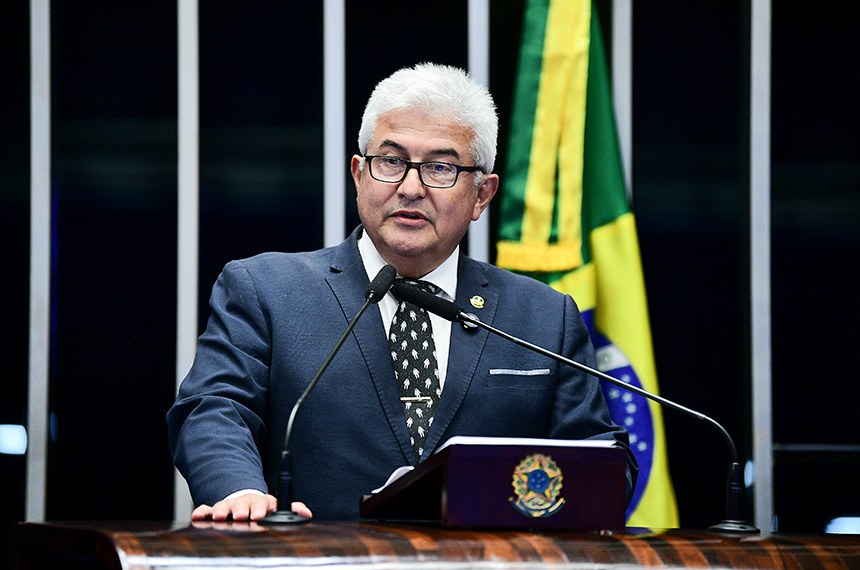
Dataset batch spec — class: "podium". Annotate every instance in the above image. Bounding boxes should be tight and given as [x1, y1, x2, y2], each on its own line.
[360, 436, 627, 529]
[13, 521, 860, 569]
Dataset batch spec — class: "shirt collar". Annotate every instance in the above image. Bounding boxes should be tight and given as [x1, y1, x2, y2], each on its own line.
[358, 229, 458, 301]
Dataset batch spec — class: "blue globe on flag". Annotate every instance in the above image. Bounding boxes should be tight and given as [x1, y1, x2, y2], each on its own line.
[582, 310, 654, 518]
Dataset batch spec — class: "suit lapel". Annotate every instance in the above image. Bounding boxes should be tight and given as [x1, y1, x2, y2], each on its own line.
[420, 256, 498, 459]
[326, 230, 414, 463]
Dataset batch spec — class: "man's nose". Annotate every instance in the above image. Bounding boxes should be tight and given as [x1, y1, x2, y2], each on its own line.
[397, 166, 427, 198]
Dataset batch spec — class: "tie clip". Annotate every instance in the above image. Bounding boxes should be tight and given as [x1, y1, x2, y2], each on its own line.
[400, 396, 432, 404]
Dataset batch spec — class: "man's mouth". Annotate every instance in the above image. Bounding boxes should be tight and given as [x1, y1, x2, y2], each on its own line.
[394, 210, 427, 221]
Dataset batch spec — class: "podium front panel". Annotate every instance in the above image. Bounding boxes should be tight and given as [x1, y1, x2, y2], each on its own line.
[442, 444, 626, 529]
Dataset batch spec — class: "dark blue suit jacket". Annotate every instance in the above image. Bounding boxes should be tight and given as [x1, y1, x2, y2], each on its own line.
[167, 228, 635, 520]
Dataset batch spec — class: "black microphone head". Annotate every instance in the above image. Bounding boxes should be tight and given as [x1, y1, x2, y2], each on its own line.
[391, 280, 463, 322]
[365, 264, 397, 302]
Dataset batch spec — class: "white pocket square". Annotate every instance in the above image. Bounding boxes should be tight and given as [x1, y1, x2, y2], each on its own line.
[488, 368, 551, 376]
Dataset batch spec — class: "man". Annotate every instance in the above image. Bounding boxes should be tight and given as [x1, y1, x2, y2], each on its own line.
[167, 62, 635, 522]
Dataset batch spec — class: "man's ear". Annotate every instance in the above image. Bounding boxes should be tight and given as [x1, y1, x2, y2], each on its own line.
[350, 155, 364, 190]
[472, 173, 499, 221]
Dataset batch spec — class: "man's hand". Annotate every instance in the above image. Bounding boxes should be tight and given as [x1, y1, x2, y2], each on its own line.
[191, 493, 313, 522]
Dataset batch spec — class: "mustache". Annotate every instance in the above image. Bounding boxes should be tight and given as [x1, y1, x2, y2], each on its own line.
[387, 204, 432, 222]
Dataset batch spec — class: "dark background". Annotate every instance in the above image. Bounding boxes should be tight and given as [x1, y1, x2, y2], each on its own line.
[2, 0, 858, 551]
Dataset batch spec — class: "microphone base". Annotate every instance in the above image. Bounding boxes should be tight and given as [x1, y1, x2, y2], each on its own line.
[258, 510, 311, 525]
[707, 519, 761, 534]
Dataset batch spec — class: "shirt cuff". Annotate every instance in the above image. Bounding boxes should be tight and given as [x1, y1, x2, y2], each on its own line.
[223, 488, 266, 501]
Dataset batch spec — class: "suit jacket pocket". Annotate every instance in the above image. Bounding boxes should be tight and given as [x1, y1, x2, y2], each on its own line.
[484, 368, 553, 389]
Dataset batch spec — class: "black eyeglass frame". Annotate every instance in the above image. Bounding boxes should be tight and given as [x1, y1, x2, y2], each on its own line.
[363, 155, 485, 189]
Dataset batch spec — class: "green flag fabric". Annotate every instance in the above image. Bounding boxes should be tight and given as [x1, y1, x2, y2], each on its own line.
[497, 0, 679, 527]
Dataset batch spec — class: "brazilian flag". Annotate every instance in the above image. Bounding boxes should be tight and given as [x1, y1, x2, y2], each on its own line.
[497, 0, 679, 527]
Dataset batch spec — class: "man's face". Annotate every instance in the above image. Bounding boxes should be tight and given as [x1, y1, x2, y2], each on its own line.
[351, 108, 498, 278]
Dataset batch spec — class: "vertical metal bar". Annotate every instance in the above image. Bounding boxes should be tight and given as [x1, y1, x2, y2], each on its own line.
[750, 0, 773, 532]
[468, 0, 490, 262]
[611, 0, 633, 199]
[324, 0, 346, 247]
[27, 0, 51, 523]
[175, 0, 199, 521]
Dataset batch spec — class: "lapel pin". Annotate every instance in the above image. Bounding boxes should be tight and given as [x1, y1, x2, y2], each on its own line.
[469, 295, 485, 309]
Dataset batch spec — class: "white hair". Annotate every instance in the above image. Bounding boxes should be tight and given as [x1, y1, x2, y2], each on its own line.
[357, 62, 499, 173]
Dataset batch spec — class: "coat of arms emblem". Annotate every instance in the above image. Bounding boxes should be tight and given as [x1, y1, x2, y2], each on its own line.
[509, 453, 566, 517]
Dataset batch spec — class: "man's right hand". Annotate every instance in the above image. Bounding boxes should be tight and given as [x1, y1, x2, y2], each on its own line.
[191, 493, 313, 522]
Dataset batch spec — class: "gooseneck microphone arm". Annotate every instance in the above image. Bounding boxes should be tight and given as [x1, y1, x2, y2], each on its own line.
[389, 280, 759, 533]
[259, 264, 397, 525]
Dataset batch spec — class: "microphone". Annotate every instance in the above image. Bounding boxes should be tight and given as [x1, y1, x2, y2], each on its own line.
[390, 280, 759, 534]
[260, 264, 397, 524]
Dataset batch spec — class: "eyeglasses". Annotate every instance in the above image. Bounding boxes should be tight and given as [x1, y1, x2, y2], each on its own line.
[364, 155, 484, 189]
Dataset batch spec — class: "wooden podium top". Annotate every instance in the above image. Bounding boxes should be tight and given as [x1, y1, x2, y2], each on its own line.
[12, 520, 860, 569]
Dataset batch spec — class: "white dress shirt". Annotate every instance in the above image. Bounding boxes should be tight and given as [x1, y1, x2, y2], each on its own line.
[358, 231, 458, 389]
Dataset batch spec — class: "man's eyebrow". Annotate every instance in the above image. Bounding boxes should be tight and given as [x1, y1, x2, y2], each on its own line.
[426, 148, 462, 160]
[376, 139, 407, 153]
[375, 140, 462, 161]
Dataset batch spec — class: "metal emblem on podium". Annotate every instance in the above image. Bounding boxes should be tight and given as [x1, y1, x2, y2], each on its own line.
[509, 453, 565, 518]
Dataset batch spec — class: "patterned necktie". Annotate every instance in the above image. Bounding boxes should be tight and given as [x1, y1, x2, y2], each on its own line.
[389, 278, 441, 460]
